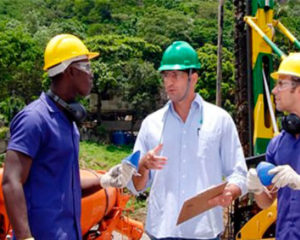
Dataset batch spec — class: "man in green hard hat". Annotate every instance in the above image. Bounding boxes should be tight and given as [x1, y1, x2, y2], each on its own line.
[127, 41, 247, 239]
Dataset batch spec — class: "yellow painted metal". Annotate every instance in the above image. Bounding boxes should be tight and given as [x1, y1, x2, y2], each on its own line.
[246, 8, 274, 67]
[236, 200, 277, 240]
[273, 20, 296, 43]
[253, 94, 276, 144]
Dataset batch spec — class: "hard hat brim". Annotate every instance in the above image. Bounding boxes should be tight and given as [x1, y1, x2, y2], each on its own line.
[158, 64, 201, 72]
[270, 72, 279, 80]
[43, 52, 99, 71]
[271, 71, 300, 80]
[88, 52, 99, 60]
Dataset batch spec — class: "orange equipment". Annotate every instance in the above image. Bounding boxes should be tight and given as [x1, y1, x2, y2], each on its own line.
[0, 168, 144, 240]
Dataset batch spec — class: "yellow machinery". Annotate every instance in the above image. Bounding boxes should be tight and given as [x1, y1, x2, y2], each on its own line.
[236, 201, 276, 240]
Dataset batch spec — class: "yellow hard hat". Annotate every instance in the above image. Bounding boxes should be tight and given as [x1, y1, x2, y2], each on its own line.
[271, 53, 300, 80]
[43, 34, 99, 71]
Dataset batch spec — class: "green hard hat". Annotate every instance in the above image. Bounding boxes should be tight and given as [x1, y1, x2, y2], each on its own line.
[158, 41, 201, 72]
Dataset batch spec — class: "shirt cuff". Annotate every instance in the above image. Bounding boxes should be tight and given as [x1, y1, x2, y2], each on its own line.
[226, 174, 247, 196]
[126, 170, 153, 195]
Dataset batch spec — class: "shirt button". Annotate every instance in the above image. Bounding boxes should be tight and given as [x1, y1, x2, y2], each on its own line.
[182, 190, 185, 194]
[183, 130, 187, 134]
[182, 175, 186, 178]
[183, 145, 187, 148]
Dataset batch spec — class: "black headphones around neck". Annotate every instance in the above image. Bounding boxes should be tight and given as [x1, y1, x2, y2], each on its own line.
[46, 90, 87, 124]
[281, 113, 300, 135]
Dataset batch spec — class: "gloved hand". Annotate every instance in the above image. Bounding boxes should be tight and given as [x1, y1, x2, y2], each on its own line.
[269, 165, 300, 190]
[247, 168, 264, 194]
[100, 163, 135, 188]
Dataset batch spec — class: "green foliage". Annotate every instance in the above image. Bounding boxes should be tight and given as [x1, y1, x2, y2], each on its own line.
[196, 43, 235, 114]
[0, 20, 43, 102]
[0, 0, 299, 125]
[120, 59, 162, 119]
[0, 96, 25, 123]
[0, 127, 9, 140]
[136, 6, 193, 49]
[85, 35, 162, 119]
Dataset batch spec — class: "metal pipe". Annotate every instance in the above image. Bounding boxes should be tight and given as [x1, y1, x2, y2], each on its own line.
[273, 20, 300, 50]
[244, 16, 287, 59]
[262, 69, 279, 135]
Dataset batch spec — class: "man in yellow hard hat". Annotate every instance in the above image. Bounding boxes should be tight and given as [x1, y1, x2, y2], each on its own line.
[2, 34, 134, 240]
[247, 53, 300, 240]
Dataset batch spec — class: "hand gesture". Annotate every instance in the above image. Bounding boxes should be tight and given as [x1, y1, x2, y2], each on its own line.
[140, 144, 167, 170]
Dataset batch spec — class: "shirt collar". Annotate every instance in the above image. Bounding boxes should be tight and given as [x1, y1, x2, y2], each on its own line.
[167, 93, 203, 113]
[40, 92, 60, 113]
[193, 93, 203, 109]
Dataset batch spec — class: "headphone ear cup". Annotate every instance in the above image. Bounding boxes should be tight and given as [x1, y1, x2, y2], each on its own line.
[46, 90, 87, 123]
[68, 103, 87, 123]
[281, 114, 300, 135]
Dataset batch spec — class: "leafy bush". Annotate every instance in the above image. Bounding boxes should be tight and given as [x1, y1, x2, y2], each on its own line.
[0, 96, 25, 123]
[0, 127, 9, 140]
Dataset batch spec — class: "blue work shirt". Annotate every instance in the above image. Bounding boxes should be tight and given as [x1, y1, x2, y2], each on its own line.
[266, 131, 300, 240]
[128, 94, 247, 239]
[7, 92, 81, 239]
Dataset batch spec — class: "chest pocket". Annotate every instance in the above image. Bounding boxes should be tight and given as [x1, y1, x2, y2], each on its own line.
[197, 130, 220, 158]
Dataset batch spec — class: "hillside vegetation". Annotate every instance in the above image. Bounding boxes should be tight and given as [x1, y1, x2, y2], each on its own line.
[0, 0, 299, 124]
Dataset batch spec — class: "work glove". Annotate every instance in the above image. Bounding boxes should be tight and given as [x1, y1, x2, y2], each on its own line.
[269, 165, 300, 190]
[121, 161, 136, 182]
[100, 163, 135, 188]
[247, 168, 264, 194]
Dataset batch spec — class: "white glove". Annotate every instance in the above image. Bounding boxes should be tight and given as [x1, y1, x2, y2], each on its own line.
[121, 162, 136, 183]
[100, 163, 135, 188]
[247, 168, 264, 194]
[269, 165, 300, 190]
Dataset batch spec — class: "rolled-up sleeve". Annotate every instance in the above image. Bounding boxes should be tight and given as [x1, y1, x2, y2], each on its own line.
[127, 119, 153, 195]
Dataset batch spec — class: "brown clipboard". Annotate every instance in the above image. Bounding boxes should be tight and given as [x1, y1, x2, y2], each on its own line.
[176, 182, 227, 225]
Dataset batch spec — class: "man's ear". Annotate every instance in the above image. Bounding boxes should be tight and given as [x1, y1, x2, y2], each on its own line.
[192, 72, 199, 83]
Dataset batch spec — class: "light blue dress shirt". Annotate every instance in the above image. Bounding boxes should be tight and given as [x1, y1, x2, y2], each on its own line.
[128, 94, 247, 239]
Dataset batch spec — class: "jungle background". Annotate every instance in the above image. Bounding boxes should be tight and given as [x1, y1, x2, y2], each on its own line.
[0, 0, 300, 223]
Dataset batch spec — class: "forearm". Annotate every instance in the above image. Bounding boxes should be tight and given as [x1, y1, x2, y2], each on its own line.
[81, 176, 102, 196]
[132, 165, 149, 191]
[254, 190, 276, 209]
[225, 183, 242, 200]
[2, 181, 32, 239]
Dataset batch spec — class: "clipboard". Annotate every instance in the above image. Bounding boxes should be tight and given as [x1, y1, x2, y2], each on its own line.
[176, 182, 227, 225]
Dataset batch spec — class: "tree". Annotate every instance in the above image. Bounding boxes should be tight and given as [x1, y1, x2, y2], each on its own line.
[136, 6, 193, 49]
[196, 43, 235, 114]
[0, 20, 43, 103]
[84, 35, 162, 120]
